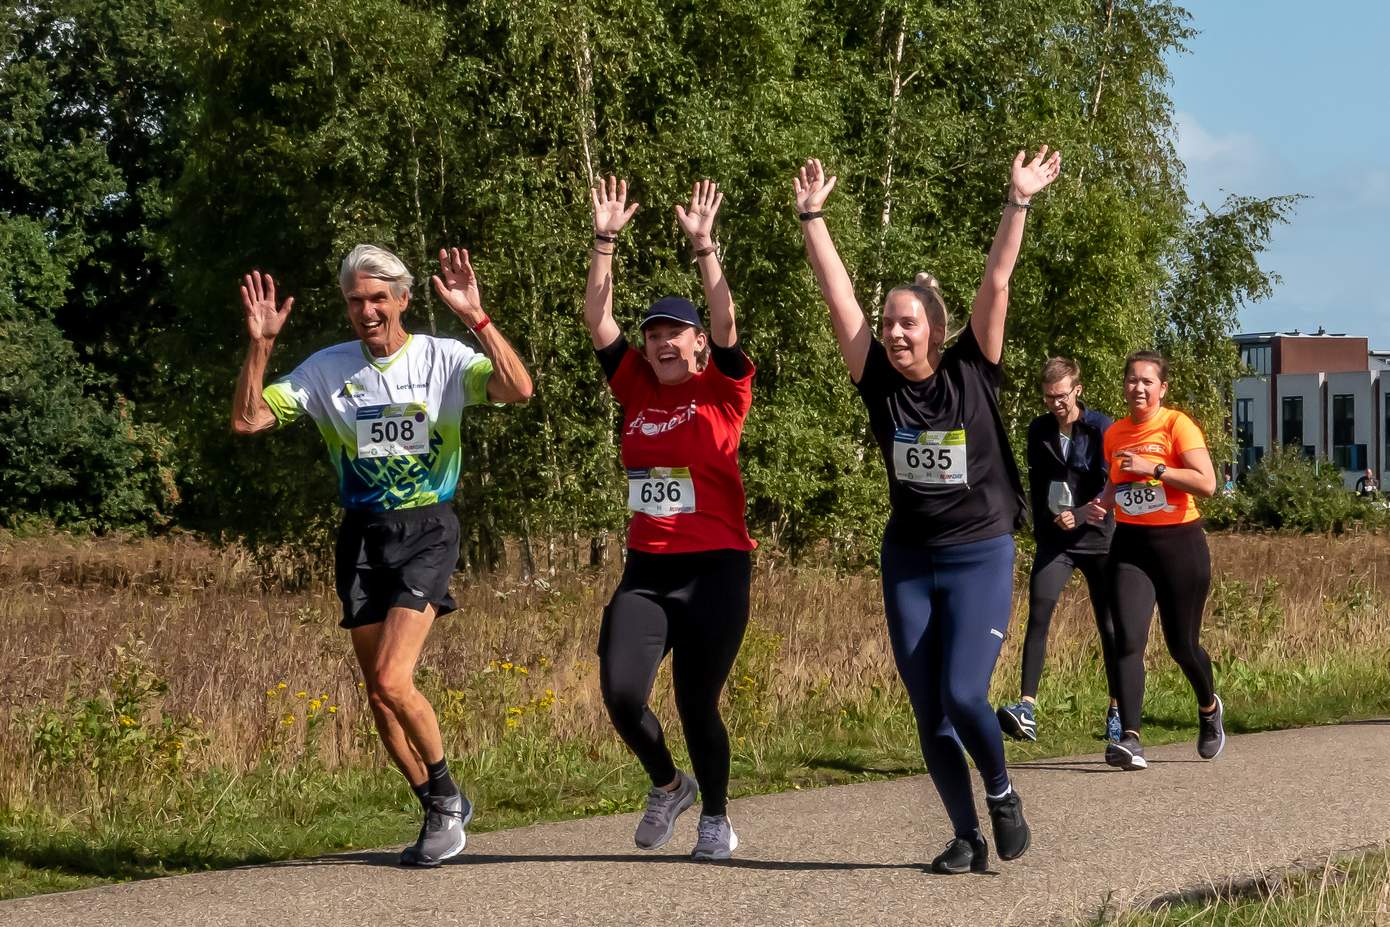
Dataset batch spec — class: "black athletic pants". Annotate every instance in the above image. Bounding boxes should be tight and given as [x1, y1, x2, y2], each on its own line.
[1108, 521, 1215, 733]
[1019, 547, 1119, 701]
[598, 548, 752, 817]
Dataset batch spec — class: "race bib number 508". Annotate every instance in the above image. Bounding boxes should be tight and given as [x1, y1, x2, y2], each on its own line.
[356, 403, 429, 458]
[626, 467, 697, 516]
[892, 428, 968, 486]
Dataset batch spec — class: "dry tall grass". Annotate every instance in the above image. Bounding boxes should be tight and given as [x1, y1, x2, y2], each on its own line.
[1, 531, 1387, 812]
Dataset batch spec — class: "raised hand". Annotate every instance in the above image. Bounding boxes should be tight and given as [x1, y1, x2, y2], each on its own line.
[1009, 145, 1062, 201]
[675, 180, 723, 248]
[591, 175, 640, 237]
[240, 270, 293, 344]
[431, 247, 486, 327]
[793, 158, 838, 214]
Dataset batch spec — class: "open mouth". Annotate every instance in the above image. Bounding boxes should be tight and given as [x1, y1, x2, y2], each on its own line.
[361, 320, 384, 335]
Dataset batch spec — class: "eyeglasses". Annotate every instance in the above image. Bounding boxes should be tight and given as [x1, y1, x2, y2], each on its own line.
[1042, 386, 1078, 403]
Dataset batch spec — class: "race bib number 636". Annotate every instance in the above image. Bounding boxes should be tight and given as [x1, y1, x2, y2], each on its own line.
[626, 467, 697, 516]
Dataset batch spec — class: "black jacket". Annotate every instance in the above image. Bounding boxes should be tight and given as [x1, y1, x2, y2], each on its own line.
[1027, 403, 1114, 553]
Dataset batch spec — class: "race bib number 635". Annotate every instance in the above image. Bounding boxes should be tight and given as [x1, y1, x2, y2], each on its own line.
[892, 428, 968, 486]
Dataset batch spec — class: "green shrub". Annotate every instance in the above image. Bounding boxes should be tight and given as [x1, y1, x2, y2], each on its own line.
[1201, 446, 1388, 532]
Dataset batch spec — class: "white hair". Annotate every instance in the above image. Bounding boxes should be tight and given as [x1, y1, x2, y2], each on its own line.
[339, 244, 414, 297]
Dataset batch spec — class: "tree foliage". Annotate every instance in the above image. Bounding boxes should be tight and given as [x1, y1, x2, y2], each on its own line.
[1, 0, 1298, 556]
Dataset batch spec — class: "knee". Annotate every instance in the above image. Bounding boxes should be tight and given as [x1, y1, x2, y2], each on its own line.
[940, 680, 987, 720]
[600, 675, 647, 723]
[371, 671, 417, 713]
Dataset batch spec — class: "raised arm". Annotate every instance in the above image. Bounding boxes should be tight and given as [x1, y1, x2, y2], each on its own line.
[231, 270, 294, 435]
[971, 146, 1062, 364]
[584, 176, 639, 349]
[676, 180, 736, 348]
[794, 158, 871, 382]
[431, 248, 534, 404]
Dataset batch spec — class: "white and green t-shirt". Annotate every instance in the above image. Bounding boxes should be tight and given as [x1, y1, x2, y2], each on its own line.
[263, 334, 493, 511]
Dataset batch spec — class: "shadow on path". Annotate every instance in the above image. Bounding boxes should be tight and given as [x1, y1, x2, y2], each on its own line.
[266, 850, 938, 875]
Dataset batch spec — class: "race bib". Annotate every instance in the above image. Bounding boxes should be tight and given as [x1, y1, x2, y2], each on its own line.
[355, 403, 430, 458]
[626, 467, 696, 516]
[892, 428, 968, 486]
[1116, 480, 1168, 516]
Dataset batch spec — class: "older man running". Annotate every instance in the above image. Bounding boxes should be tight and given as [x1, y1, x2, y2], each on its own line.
[231, 244, 533, 866]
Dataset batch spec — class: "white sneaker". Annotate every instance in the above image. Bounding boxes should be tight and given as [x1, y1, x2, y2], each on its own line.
[691, 814, 738, 861]
[633, 771, 697, 850]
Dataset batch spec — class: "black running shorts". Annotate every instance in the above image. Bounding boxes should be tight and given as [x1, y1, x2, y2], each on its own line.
[334, 502, 460, 629]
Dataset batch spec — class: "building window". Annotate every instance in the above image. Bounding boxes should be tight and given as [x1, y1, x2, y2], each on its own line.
[1241, 344, 1271, 376]
[1385, 391, 1389, 475]
[1236, 399, 1254, 449]
[1332, 394, 1364, 470]
[1282, 396, 1303, 447]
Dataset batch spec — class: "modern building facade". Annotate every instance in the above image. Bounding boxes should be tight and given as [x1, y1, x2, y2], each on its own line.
[1232, 330, 1388, 489]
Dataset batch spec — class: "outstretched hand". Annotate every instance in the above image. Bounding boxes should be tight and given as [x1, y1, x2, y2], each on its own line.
[793, 158, 838, 214]
[1009, 146, 1062, 201]
[240, 270, 293, 344]
[592, 175, 639, 237]
[432, 247, 486, 327]
[675, 180, 723, 248]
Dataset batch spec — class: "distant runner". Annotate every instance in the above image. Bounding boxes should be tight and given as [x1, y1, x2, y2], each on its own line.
[997, 357, 1121, 745]
[794, 147, 1060, 874]
[230, 244, 533, 865]
[1083, 351, 1223, 770]
[584, 177, 756, 861]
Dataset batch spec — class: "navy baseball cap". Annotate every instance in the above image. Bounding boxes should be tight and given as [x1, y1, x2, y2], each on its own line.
[640, 296, 702, 330]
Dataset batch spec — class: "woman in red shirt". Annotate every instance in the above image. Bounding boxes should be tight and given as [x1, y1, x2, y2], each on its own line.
[583, 176, 755, 861]
[1084, 351, 1224, 770]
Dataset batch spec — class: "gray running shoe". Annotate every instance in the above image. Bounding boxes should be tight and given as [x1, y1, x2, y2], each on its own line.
[1197, 694, 1226, 760]
[402, 793, 473, 867]
[633, 771, 698, 850]
[691, 814, 739, 861]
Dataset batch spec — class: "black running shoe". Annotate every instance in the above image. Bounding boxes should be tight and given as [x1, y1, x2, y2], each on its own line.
[930, 832, 989, 874]
[1197, 694, 1226, 760]
[1105, 732, 1148, 770]
[986, 789, 1030, 861]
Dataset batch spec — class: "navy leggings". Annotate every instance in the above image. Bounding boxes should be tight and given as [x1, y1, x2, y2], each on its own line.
[881, 532, 1014, 839]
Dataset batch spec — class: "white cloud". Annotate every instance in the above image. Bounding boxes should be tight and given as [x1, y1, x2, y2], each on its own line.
[1174, 110, 1274, 206]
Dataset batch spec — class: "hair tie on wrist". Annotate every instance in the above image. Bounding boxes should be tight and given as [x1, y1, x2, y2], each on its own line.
[593, 232, 618, 243]
[694, 246, 717, 257]
[1003, 200, 1031, 210]
[798, 211, 824, 222]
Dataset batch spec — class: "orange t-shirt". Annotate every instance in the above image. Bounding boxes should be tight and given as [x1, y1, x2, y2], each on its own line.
[1104, 407, 1206, 526]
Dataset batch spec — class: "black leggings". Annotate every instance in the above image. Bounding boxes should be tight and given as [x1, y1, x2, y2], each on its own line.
[598, 549, 752, 817]
[1019, 547, 1119, 701]
[1108, 521, 1215, 733]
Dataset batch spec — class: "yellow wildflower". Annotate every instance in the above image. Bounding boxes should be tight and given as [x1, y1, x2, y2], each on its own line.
[505, 717, 520, 728]
[277, 682, 288, 690]
[281, 713, 295, 726]
[295, 691, 307, 699]
[118, 714, 137, 727]
[327, 706, 338, 714]
[309, 699, 322, 711]
[265, 689, 277, 698]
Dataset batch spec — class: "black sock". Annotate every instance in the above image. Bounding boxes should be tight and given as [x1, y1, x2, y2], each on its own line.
[411, 780, 431, 810]
[426, 758, 459, 798]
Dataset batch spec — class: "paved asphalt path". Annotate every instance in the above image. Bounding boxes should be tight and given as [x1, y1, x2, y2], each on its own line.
[5, 723, 1387, 926]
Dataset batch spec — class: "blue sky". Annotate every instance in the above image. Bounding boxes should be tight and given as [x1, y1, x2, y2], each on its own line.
[1168, 2, 1390, 345]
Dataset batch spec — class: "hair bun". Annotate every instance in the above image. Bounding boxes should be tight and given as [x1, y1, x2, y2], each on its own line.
[915, 272, 940, 290]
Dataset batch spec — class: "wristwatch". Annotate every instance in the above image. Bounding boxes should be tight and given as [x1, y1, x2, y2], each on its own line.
[1153, 464, 1167, 481]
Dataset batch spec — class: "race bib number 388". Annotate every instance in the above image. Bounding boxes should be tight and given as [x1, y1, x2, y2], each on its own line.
[627, 467, 697, 517]
[1116, 480, 1168, 516]
[356, 403, 430, 458]
[892, 428, 968, 486]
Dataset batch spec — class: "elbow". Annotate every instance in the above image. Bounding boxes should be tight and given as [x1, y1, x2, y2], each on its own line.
[230, 414, 271, 436]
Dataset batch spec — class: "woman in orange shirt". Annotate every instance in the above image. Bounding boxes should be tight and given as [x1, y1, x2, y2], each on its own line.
[1084, 351, 1223, 770]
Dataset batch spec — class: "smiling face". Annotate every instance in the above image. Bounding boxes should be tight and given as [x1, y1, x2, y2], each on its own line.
[343, 273, 410, 356]
[1124, 360, 1168, 418]
[642, 320, 707, 385]
[881, 290, 938, 376]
